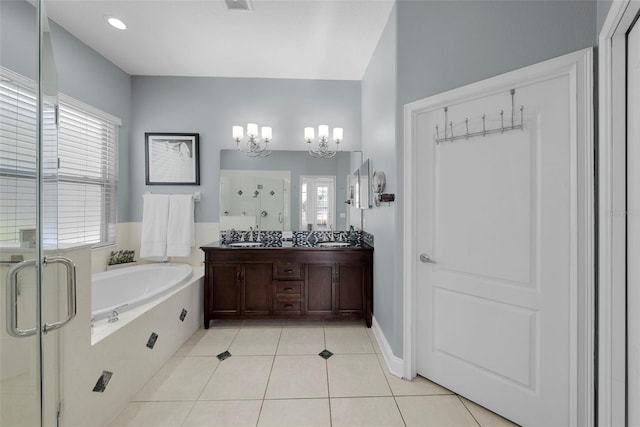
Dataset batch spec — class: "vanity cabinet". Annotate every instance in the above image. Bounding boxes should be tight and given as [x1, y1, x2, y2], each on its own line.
[205, 262, 272, 317]
[206, 263, 240, 316]
[201, 244, 373, 327]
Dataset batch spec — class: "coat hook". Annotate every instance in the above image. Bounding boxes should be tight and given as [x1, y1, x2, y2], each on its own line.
[482, 114, 486, 136]
[449, 121, 454, 141]
[444, 107, 448, 140]
[510, 88, 516, 127]
[435, 125, 440, 143]
[465, 118, 469, 139]
[500, 110, 504, 133]
[520, 106, 524, 129]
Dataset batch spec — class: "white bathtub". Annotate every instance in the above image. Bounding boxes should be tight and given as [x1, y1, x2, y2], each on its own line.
[92, 263, 193, 321]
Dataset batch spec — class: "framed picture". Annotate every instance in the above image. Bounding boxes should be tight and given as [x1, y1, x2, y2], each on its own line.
[145, 133, 200, 185]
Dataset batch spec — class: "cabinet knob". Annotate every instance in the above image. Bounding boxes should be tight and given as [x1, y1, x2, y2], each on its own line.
[285, 269, 293, 273]
[283, 304, 293, 309]
[284, 287, 293, 292]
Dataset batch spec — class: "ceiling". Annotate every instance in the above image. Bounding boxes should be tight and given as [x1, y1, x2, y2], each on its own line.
[42, 0, 395, 81]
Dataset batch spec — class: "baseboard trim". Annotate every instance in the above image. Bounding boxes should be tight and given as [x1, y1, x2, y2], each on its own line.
[371, 316, 404, 378]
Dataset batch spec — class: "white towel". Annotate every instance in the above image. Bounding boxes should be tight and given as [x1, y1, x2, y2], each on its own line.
[166, 194, 195, 257]
[140, 194, 170, 259]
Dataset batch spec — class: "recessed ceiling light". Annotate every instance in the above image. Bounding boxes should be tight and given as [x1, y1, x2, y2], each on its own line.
[106, 16, 127, 30]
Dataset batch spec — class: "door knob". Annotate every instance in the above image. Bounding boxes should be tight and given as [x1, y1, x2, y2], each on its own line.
[419, 254, 435, 264]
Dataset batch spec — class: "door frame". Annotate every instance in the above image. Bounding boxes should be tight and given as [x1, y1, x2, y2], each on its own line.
[403, 48, 594, 425]
[598, 2, 640, 425]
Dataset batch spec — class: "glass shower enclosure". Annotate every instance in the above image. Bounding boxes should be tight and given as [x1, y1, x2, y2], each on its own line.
[1, 1, 77, 426]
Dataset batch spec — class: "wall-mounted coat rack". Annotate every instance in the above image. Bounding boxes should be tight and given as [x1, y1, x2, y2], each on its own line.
[435, 89, 524, 144]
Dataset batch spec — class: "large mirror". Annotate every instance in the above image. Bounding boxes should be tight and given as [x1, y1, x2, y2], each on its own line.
[220, 149, 363, 231]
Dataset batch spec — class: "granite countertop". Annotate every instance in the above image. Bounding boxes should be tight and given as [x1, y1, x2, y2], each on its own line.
[200, 241, 373, 250]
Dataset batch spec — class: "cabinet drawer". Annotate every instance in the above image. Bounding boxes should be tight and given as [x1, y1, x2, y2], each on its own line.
[273, 299, 302, 312]
[274, 281, 302, 295]
[274, 262, 303, 279]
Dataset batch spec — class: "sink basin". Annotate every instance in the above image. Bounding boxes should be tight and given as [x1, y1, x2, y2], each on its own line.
[228, 241, 263, 248]
[316, 241, 351, 248]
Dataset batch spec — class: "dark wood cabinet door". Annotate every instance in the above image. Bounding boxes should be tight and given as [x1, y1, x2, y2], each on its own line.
[336, 264, 365, 314]
[306, 264, 334, 315]
[209, 263, 240, 315]
[242, 263, 272, 315]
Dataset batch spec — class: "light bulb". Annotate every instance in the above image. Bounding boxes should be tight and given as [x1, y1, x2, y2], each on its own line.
[318, 125, 329, 140]
[304, 127, 315, 142]
[333, 127, 343, 142]
[261, 126, 272, 142]
[232, 126, 244, 141]
[247, 123, 258, 138]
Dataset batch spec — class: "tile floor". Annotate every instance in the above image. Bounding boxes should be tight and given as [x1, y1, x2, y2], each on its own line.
[108, 319, 518, 427]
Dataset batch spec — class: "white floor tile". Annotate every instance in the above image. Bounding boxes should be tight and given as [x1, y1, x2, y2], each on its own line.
[182, 400, 262, 427]
[199, 355, 273, 400]
[461, 397, 520, 427]
[106, 401, 193, 427]
[258, 399, 331, 427]
[324, 327, 374, 354]
[133, 357, 218, 401]
[396, 395, 479, 427]
[175, 328, 239, 357]
[330, 397, 405, 427]
[113, 321, 511, 427]
[284, 319, 325, 327]
[277, 327, 325, 355]
[327, 354, 391, 397]
[265, 355, 328, 399]
[228, 328, 282, 355]
[209, 319, 245, 328]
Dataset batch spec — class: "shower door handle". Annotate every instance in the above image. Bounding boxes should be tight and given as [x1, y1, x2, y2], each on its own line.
[42, 256, 77, 333]
[6, 259, 38, 337]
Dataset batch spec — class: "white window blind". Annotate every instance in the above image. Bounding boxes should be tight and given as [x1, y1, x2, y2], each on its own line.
[0, 67, 120, 247]
[0, 74, 37, 244]
[57, 99, 118, 246]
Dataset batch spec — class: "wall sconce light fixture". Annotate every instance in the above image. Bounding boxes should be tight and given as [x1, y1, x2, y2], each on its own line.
[233, 123, 272, 157]
[304, 125, 343, 158]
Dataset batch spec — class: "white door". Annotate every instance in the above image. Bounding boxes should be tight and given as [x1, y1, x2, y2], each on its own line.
[412, 51, 592, 426]
[627, 18, 640, 427]
[300, 176, 336, 231]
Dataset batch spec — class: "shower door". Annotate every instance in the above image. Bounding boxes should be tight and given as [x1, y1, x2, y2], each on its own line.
[1, 1, 75, 426]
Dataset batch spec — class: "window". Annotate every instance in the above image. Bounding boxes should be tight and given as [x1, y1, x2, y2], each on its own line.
[0, 67, 120, 247]
[300, 176, 335, 231]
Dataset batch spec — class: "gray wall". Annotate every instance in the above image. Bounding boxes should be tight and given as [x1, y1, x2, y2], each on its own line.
[130, 76, 361, 223]
[1, 0, 132, 223]
[597, 0, 613, 34]
[361, 6, 400, 355]
[220, 150, 354, 230]
[362, 0, 597, 357]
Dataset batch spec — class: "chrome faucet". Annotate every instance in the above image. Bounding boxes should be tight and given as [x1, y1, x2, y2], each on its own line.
[249, 226, 254, 242]
[255, 225, 261, 242]
[329, 224, 335, 242]
[107, 304, 128, 323]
